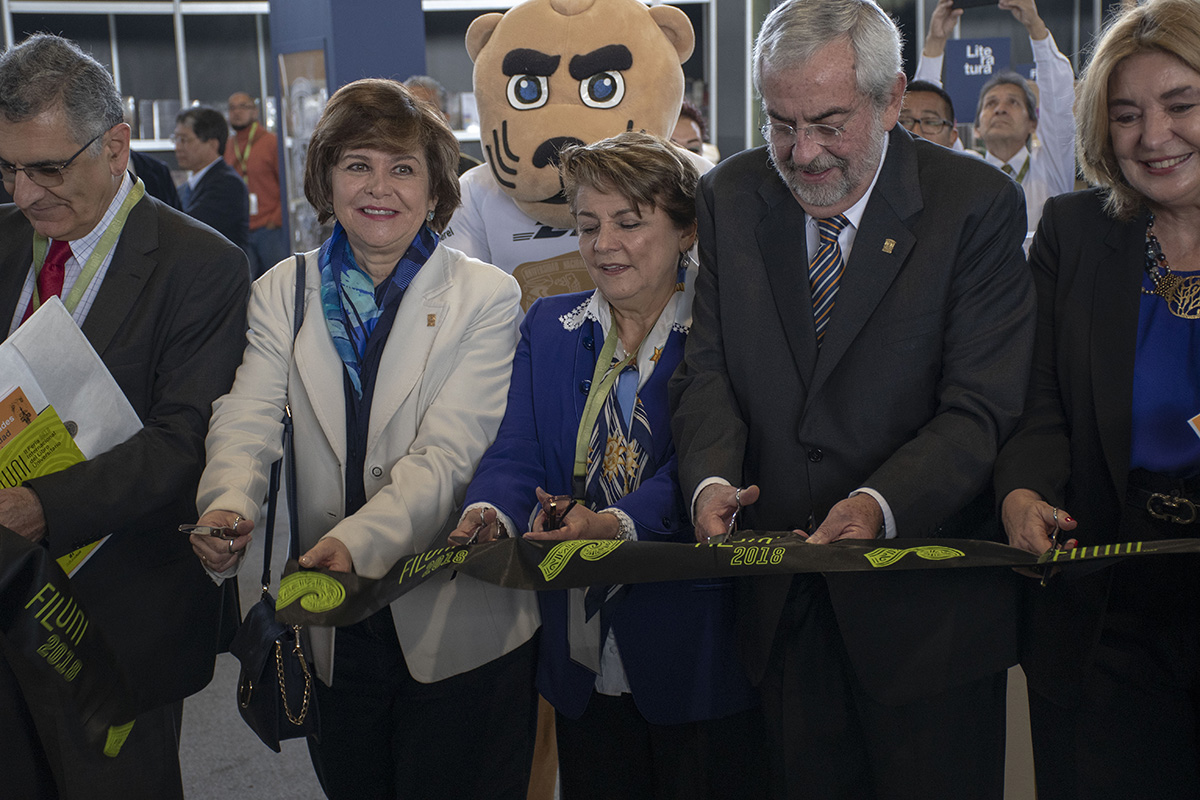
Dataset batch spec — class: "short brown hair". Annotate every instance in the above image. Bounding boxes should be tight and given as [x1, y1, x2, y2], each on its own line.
[304, 78, 461, 230]
[1077, 0, 1200, 219]
[559, 132, 699, 232]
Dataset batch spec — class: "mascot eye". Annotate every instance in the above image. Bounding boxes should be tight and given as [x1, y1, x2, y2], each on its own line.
[579, 72, 625, 109]
[506, 75, 549, 109]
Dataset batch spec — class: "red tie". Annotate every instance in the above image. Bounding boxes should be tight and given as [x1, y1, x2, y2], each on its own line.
[22, 239, 72, 323]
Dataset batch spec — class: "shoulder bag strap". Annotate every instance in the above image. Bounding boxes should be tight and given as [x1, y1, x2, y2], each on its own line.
[258, 252, 307, 595]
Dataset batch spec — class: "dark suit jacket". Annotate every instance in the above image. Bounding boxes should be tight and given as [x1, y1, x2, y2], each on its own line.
[0, 194, 249, 713]
[994, 189, 1148, 706]
[670, 126, 1035, 706]
[129, 151, 181, 211]
[464, 293, 757, 725]
[183, 158, 250, 252]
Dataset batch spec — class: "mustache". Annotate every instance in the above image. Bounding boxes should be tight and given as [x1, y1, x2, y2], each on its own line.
[785, 151, 848, 175]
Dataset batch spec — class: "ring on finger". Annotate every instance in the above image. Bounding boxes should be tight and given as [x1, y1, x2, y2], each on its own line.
[1052, 508, 1059, 525]
[232, 514, 244, 531]
[228, 539, 235, 555]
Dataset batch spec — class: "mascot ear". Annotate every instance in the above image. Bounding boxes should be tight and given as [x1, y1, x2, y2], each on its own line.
[648, 4, 695, 64]
[466, 12, 503, 62]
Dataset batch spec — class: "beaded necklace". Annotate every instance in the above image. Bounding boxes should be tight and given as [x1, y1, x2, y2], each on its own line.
[1143, 214, 1200, 319]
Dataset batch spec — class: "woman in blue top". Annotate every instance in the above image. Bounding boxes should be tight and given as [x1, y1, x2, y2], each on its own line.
[994, 1, 1200, 796]
[449, 132, 760, 799]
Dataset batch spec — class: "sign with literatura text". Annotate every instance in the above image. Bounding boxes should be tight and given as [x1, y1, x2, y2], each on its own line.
[944, 37, 1012, 125]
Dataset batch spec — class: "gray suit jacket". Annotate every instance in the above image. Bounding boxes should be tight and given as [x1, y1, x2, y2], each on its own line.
[0, 194, 249, 712]
[670, 126, 1035, 704]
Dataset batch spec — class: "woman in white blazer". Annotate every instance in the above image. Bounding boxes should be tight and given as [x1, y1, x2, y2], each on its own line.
[187, 79, 539, 799]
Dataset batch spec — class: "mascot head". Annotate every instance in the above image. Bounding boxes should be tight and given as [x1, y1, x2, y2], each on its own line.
[467, 0, 694, 230]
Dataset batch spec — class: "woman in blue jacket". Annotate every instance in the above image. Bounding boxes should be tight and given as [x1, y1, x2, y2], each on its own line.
[450, 132, 760, 799]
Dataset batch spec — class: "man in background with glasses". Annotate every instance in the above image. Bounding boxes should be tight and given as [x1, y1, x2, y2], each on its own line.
[900, 78, 964, 150]
[0, 33, 248, 799]
[175, 106, 250, 253]
[670, 0, 1034, 797]
[917, 0, 1076, 232]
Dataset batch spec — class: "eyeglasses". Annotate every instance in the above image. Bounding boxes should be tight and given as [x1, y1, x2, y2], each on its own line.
[760, 120, 848, 149]
[899, 115, 953, 135]
[760, 104, 863, 149]
[0, 131, 104, 188]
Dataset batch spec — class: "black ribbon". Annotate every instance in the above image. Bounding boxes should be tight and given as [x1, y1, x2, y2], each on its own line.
[0, 526, 136, 756]
[275, 533, 1194, 629]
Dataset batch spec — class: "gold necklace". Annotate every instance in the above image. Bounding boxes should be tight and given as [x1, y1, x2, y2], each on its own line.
[1143, 214, 1200, 319]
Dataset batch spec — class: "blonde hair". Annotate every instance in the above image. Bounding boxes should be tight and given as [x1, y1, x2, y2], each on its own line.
[1076, 0, 1200, 219]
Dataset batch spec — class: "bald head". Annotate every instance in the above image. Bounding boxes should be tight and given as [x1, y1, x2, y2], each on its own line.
[227, 92, 258, 130]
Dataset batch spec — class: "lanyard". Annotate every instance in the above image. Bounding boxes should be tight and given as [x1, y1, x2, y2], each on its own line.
[29, 179, 146, 316]
[1012, 153, 1030, 184]
[572, 322, 639, 498]
[231, 122, 257, 180]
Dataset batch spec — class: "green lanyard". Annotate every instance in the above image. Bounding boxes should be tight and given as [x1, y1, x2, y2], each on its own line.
[1012, 154, 1030, 184]
[231, 122, 257, 181]
[572, 323, 639, 498]
[29, 178, 146, 316]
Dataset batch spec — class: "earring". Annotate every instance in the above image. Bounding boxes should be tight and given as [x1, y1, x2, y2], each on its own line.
[426, 210, 435, 222]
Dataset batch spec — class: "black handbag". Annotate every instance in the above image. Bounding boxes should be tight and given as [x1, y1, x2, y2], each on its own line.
[227, 252, 320, 752]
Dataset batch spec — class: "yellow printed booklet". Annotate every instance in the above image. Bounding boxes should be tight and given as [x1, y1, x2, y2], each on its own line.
[0, 402, 106, 575]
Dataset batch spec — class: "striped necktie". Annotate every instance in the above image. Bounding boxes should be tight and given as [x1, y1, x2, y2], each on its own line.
[809, 214, 850, 345]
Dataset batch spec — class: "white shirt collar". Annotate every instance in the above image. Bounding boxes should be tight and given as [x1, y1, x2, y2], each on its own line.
[984, 145, 1031, 174]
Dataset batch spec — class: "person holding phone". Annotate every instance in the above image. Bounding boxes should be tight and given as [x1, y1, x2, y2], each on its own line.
[916, 0, 1076, 233]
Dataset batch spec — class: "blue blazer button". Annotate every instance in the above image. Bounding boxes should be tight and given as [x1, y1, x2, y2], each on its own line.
[583, 335, 594, 350]
[580, 379, 592, 393]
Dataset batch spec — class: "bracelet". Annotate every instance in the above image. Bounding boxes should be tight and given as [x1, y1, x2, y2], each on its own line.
[597, 508, 636, 541]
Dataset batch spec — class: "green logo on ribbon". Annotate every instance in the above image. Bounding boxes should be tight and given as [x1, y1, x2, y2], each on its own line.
[538, 540, 623, 581]
[278, 572, 346, 613]
[863, 545, 965, 568]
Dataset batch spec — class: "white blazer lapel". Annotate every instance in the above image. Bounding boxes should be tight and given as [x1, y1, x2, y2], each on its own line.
[367, 247, 452, 453]
[293, 280, 349, 462]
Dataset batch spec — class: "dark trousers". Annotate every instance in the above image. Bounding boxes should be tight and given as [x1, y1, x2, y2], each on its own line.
[307, 607, 538, 800]
[760, 576, 1006, 800]
[555, 693, 766, 800]
[245, 225, 289, 280]
[1030, 504, 1200, 800]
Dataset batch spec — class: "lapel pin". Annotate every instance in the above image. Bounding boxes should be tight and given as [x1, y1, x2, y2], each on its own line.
[427, 313, 437, 327]
[882, 238, 896, 254]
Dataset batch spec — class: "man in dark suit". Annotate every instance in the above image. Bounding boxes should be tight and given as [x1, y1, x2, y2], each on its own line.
[669, 1, 1035, 797]
[129, 149, 182, 210]
[0, 34, 248, 798]
[175, 106, 250, 251]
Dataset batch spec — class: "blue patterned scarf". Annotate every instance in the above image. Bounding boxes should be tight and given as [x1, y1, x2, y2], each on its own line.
[318, 222, 439, 397]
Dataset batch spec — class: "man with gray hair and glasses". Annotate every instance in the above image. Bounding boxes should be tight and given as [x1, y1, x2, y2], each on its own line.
[669, 0, 1034, 796]
[0, 34, 248, 798]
